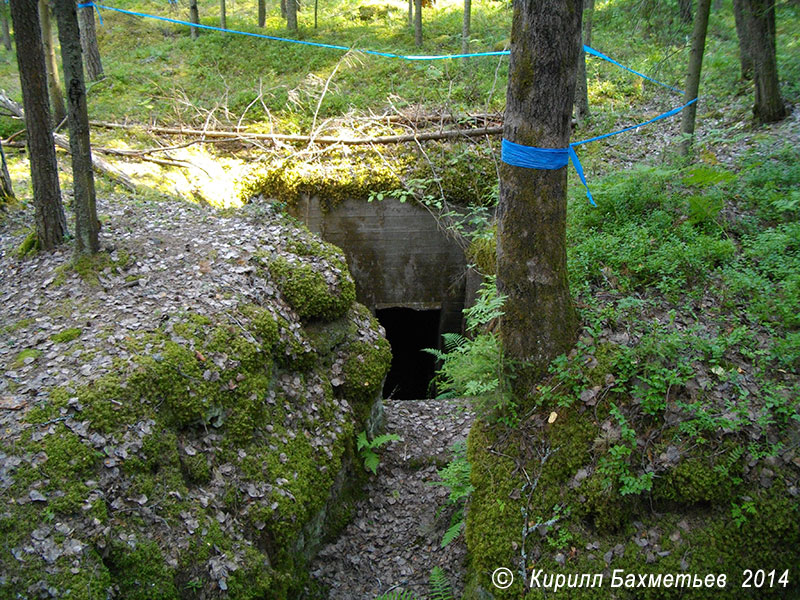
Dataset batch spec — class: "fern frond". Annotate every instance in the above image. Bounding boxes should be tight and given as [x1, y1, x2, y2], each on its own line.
[363, 449, 379, 474]
[429, 566, 455, 600]
[356, 430, 369, 451]
[422, 347, 448, 361]
[442, 332, 468, 351]
[374, 589, 420, 600]
[369, 433, 401, 449]
[440, 520, 464, 548]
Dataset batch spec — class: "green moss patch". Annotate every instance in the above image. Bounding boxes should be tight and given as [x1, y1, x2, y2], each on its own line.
[50, 327, 83, 343]
[2, 281, 389, 598]
[267, 249, 356, 323]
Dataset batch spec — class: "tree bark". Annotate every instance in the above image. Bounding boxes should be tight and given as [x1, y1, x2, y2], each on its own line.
[413, 0, 422, 47]
[461, 0, 471, 57]
[408, 0, 412, 27]
[9, 0, 67, 250]
[219, 0, 226, 29]
[497, 0, 582, 386]
[78, 3, 103, 81]
[55, 0, 98, 255]
[732, 0, 752, 79]
[39, 0, 66, 125]
[742, 0, 786, 123]
[1, 2, 12, 51]
[258, 0, 266, 26]
[286, 0, 297, 31]
[0, 139, 14, 203]
[679, 0, 711, 156]
[189, 0, 199, 39]
[574, 0, 594, 122]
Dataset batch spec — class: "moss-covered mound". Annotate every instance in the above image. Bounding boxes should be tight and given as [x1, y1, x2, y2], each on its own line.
[463, 345, 800, 599]
[0, 204, 391, 599]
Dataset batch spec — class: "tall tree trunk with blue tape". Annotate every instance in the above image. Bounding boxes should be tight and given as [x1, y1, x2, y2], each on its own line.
[39, 0, 66, 126]
[679, 0, 710, 156]
[9, 0, 67, 250]
[574, 0, 594, 123]
[55, 0, 99, 255]
[78, 3, 103, 81]
[497, 0, 582, 385]
[741, 0, 786, 123]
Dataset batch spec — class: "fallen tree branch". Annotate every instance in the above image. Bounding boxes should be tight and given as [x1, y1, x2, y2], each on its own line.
[0, 90, 137, 192]
[89, 120, 504, 145]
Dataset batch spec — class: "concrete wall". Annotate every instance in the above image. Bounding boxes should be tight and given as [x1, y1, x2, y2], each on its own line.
[288, 195, 467, 335]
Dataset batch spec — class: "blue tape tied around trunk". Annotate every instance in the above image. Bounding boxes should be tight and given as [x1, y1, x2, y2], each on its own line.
[501, 139, 595, 207]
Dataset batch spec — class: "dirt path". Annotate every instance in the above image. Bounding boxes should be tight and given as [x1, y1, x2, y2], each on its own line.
[311, 398, 475, 599]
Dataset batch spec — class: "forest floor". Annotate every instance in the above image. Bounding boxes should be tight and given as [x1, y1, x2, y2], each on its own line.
[311, 398, 474, 599]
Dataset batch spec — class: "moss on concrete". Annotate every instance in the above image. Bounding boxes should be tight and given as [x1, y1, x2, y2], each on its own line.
[238, 145, 497, 209]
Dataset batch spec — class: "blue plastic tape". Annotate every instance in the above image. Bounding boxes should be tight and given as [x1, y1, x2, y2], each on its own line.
[501, 139, 595, 206]
[78, 1, 685, 86]
[79, 0, 695, 206]
[83, 3, 509, 60]
[583, 45, 683, 94]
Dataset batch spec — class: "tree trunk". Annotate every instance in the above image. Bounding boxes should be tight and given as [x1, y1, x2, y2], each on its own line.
[39, 0, 66, 125]
[314, 0, 318, 28]
[679, 0, 711, 155]
[408, 0, 412, 27]
[742, 0, 786, 123]
[78, 3, 103, 81]
[574, 0, 594, 122]
[678, 0, 693, 23]
[497, 0, 582, 386]
[55, 0, 98, 255]
[220, 0, 226, 29]
[286, 0, 297, 30]
[258, 0, 266, 26]
[732, 0, 753, 79]
[189, 0, 199, 39]
[9, 0, 67, 250]
[1, 2, 12, 51]
[461, 0, 471, 57]
[0, 140, 14, 203]
[413, 0, 422, 47]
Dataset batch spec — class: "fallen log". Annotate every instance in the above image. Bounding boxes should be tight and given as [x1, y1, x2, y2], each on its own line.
[88, 120, 505, 145]
[0, 91, 137, 192]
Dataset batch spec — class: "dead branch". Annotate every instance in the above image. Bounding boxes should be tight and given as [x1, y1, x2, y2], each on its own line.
[88, 120, 504, 146]
[0, 90, 137, 192]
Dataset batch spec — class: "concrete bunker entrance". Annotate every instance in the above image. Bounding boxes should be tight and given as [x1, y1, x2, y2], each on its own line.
[376, 307, 440, 400]
[289, 195, 470, 399]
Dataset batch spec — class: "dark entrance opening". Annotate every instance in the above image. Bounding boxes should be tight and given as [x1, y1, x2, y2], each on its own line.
[376, 307, 440, 400]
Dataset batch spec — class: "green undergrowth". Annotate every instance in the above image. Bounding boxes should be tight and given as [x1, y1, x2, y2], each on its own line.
[1, 237, 391, 598]
[463, 142, 800, 598]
